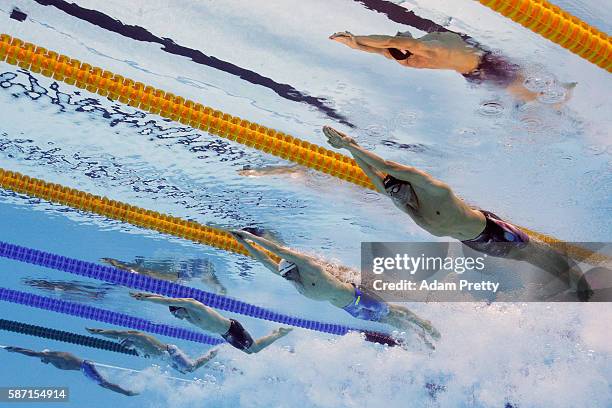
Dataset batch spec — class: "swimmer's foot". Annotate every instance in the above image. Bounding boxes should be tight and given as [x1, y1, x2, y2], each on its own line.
[274, 327, 293, 338]
[385, 305, 441, 348]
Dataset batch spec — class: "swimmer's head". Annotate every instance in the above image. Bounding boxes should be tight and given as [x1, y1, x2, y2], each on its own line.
[40, 349, 51, 364]
[120, 338, 136, 349]
[383, 175, 415, 205]
[241, 226, 266, 237]
[278, 259, 301, 283]
[169, 306, 189, 320]
[396, 31, 414, 38]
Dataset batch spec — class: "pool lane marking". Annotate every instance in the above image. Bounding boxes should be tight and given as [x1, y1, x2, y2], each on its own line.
[29, 0, 353, 127]
[0, 287, 225, 346]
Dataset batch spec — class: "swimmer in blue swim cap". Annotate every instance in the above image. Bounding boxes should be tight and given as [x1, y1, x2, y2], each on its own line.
[4, 346, 137, 396]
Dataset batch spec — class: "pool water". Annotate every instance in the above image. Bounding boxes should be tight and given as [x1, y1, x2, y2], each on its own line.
[0, 0, 610, 407]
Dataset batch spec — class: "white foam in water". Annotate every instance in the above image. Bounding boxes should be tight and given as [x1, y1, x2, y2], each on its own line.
[110, 303, 612, 408]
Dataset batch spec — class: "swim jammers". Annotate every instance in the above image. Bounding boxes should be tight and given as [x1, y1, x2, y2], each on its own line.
[343, 286, 390, 322]
[461, 210, 529, 258]
[221, 319, 254, 351]
[462, 51, 520, 87]
[80, 360, 105, 385]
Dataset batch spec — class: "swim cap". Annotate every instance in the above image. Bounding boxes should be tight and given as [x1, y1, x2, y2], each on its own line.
[278, 259, 298, 278]
[383, 174, 415, 203]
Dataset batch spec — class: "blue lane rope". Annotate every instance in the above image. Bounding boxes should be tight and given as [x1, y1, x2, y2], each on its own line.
[0, 287, 224, 346]
[0, 318, 139, 355]
[0, 241, 397, 346]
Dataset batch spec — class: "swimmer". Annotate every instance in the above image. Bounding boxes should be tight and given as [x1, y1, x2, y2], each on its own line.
[86, 328, 218, 374]
[3, 346, 137, 396]
[238, 164, 306, 178]
[101, 258, 179, 282]
[329, 30, 576, 102]
[129, 292, 292, 353]
[229, 229, 440, 347]
[322, 126, 591, 298]
[101, 257, 227, 294]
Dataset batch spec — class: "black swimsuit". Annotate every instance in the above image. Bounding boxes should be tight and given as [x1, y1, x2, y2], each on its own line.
[462, 211, 529, 258]
[221, 319, 254, 351]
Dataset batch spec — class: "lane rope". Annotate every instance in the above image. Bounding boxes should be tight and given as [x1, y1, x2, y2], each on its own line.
[0, 287, 225, 346]
[477, 0, 611, 72]
[1, 167, 607, 266]
[0, 241, 399, 346]
[0, 318, 138, 355]
[0, 33, 373, 188]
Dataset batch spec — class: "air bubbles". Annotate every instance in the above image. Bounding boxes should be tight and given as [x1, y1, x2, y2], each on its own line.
[583, 144, 606, 156]
[362, 190, 382, 203]
[393, 110, 420, 128]
[513, 103, 550, 135]
[455, 128, 480, 147]
[537, 85, 568, 105]
[477, 100, 505, 117]
[523, 73, 555, 93]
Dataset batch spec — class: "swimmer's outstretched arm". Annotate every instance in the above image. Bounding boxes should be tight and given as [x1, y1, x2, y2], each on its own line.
[324, 126, 447, 191]
[232, 230, 309, 266]
[329, 32, 394, 58]
[4, 346, 44, 357]
[230, 231, 279, 273]
[332, 32, 430, 56]
[129, 292, 200, 308]
[86, 328, 165, 348]
[323, 126, 386, 193]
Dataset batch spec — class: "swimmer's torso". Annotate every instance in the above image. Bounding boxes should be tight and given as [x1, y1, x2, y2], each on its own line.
[390, 183, 484, 241]
[292, 261, 355, 307]
[389, 32, 481, 73]
[184, 305, 231, 334]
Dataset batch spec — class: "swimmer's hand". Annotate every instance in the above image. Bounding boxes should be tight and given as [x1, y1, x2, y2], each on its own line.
[129, 292, 157, 301]
[229, 230, 253, 244]
[329, 31, 356, 46]
[323, 126, 355, 149]
[86, 328, 104, 334]
[100, 257, 120, 266]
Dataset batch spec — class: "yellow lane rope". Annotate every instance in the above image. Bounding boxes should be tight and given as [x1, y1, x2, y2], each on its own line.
[0, 34, 606, 264]
[477, 0, 611, 72]
[0, 168, 284, 263]
[0, 34, 374, 190]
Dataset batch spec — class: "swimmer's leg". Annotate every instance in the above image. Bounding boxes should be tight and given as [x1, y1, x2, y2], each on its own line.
[247, 327, 293, 354]
[189, 349, 219, 372]
[381, 304, 441, 343]
[83, 362, 138, 396]
[99, 380, 139, 396]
